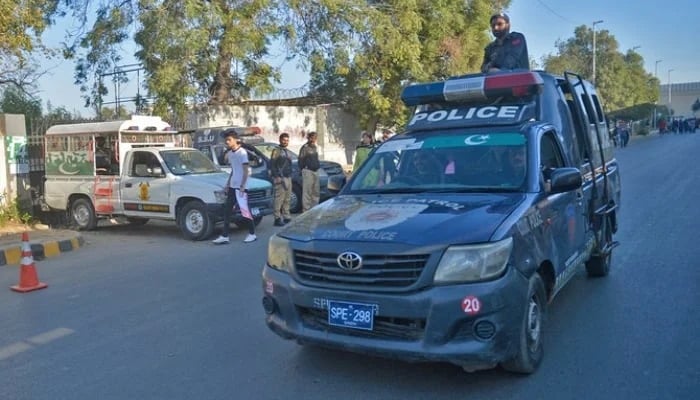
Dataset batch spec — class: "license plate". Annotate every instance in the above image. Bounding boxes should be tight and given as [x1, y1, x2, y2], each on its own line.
[328, 300, 375, 331]
[251, 207, 260, 216]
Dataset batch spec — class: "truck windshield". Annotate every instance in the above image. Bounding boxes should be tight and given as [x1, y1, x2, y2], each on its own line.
[349, 132, 527, 193]
[161, 150, 220, 175]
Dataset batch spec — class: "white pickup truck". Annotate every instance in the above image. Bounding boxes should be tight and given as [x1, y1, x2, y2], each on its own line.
[41, 116, 273, 240]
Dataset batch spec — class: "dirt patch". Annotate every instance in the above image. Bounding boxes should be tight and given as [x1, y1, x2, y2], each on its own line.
[0, 222, 45, 238]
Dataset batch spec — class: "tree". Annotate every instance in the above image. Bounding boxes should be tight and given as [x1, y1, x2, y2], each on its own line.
[692, 98, 700, 115]
[0, 86, 43, 132]
[542, 26, 658, 113]
[66, 0, 282, 121]
[282, 0, 510, 130]
[0, 0, 62, 92]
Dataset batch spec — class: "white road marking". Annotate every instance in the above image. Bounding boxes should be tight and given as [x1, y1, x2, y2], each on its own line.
[0, 327, 75, 361]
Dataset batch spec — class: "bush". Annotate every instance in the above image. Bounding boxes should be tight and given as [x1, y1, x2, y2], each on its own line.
[636, 127, 649, 136]
[0, 194, 34, 227]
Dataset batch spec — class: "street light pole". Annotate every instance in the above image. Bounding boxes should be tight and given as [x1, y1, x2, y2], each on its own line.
[592, 20, 604, 84]
[654, 60, 662, 129]
[668, 69, 674, 106]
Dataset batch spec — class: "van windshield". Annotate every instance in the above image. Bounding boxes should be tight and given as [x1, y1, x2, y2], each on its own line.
[349, 132, 527, 193]
[161, 149, 219, 175]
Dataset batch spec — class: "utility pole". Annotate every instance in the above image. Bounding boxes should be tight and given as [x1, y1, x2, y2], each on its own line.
[592, 20, 604, 84]
[668, 69, 674, 107]
[654, 60, 662, 128]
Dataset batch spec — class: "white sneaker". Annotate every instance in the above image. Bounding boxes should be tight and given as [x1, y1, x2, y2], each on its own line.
[243, 234, 257, 243]
[212, 235, 230, 244]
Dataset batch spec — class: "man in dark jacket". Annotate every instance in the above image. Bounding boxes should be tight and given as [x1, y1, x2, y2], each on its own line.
[298, 131, 321, 212]
[270, 132, 293, 226]
[481, 13, 529, 73]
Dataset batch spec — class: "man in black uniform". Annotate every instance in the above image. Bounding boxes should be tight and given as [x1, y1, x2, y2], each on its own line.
[481, 13, 529, 73]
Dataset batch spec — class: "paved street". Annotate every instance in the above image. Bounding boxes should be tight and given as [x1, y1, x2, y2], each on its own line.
[0, 133, 699, 400]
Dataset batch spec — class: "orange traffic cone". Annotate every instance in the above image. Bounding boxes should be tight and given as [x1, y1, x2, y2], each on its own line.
[10, 232, 48, 293]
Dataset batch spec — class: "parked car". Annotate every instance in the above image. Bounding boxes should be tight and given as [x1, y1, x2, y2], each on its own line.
[191, 127, 345, 213]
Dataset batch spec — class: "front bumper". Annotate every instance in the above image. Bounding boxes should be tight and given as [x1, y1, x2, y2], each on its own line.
[262, 266, 529, 368]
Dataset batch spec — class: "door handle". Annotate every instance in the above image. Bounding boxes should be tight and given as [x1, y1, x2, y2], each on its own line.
[125, 183, 132, 188]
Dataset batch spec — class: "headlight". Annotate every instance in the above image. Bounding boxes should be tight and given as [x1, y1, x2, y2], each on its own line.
[267, 234, 293, 272]
[434, 238, 513, 284]
[214, 190, 227, 203]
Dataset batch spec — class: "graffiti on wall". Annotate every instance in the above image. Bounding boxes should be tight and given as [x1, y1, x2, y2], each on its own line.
[5, 136, 29, 174]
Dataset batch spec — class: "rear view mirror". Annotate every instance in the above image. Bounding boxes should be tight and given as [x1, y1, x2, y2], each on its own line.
[549, 168, 582, 193]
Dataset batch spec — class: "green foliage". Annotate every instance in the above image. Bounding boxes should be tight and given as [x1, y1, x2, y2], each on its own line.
[0, 86, 42, 131]
[282, 0, 510, 130]
[542, 26, 658, 113]
[0, 195, 34, 227]
[66, 0, 281, 121]
[0, 0, 58, 56]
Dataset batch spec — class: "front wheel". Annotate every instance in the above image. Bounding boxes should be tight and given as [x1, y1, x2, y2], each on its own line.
[70, 198, 98, 230]
[501, 272, 546, 374]
[178, 201, 213, 241]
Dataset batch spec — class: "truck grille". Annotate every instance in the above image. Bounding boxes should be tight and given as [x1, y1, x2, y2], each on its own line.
[297, 306, 425, 341]
[294, 250, 429, 288]
[247, 189, 268, 203]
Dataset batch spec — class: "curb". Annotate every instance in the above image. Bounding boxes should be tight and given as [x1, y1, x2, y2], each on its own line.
[0, 234, 85, 266]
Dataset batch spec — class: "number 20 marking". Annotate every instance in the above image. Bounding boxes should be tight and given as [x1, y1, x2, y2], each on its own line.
[461, 296, 481, 315]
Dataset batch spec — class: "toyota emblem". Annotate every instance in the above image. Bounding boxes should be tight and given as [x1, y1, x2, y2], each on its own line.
[337, 251, 363, 271]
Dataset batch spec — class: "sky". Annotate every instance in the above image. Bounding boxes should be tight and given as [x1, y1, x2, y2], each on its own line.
[34, 0, 700, 116]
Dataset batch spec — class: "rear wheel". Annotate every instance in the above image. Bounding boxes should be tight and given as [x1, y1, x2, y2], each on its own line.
[586, 216, 613, 277]
[501, 273, 546, 374]
[178, 201, 213, 240]
[70, 198, 98, 230]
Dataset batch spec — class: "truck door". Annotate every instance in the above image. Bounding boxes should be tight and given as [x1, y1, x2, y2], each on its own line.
[539, 132, 587, 275]
[121, 151, 172, 218]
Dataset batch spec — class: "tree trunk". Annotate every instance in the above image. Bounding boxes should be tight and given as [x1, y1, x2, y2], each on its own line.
[209, 50, 233, 104]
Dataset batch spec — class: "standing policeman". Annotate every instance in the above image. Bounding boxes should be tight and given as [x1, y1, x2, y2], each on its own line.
[270, 132, 293, 226]
[298, 131, 321, 212]
[481, 13, 530, 73]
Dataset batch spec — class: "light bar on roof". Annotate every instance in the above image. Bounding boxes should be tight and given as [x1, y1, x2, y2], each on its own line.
[401, 72, 544, 107]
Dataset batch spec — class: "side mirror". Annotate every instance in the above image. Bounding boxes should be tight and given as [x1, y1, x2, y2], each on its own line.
[549, 167, 582, 194]
[327, 174, 347, 194]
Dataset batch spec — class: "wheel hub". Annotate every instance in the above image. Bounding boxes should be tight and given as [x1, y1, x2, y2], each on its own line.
[526, 298, 541, 352]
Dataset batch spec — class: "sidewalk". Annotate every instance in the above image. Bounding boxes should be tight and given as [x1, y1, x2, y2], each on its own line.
[0, 224, 84, 266]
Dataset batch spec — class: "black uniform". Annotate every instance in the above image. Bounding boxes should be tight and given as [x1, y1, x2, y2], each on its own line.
[481, 31, 529, 73]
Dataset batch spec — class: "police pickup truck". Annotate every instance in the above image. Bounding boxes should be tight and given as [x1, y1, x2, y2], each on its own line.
[41, 117, 273, 241]
[261, 70, 621, 373]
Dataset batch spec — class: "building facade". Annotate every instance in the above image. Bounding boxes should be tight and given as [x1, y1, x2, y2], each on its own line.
[659, 81, 700, 119]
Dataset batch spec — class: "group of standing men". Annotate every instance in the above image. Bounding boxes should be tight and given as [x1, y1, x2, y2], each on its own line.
[269, 132, 322, 227]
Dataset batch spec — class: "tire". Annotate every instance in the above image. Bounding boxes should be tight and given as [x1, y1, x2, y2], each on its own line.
[501, 272, 546, 374]
[178, 201, 213, 241]
[70, 198, 98, 231]
[585, 216, 613, 277]
[289, 184, 302, 214]
[126, 217, 149, 225]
